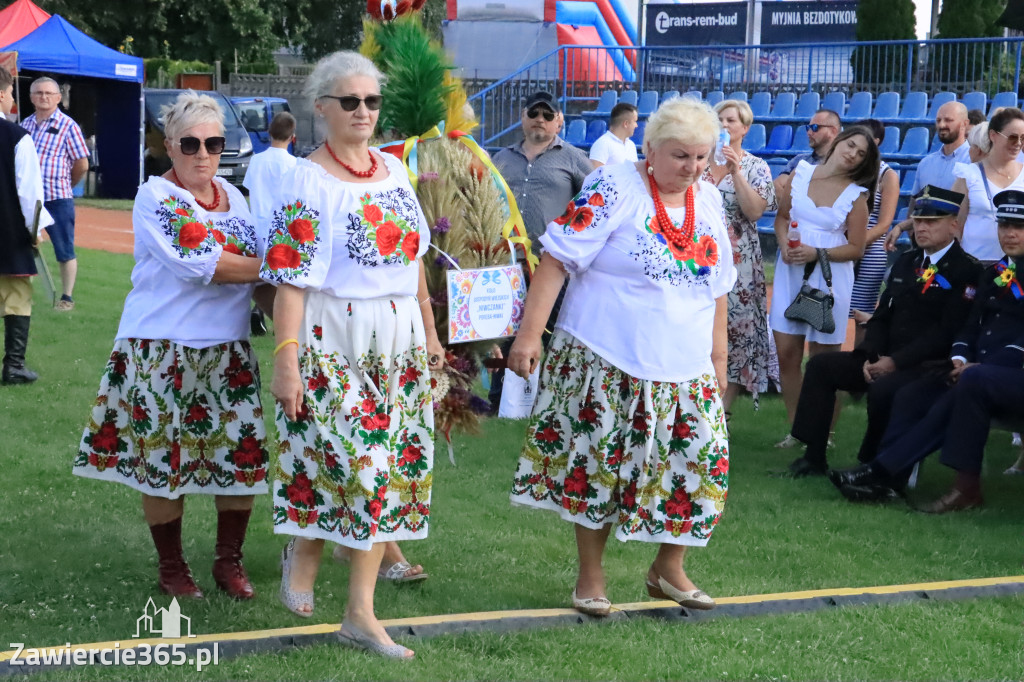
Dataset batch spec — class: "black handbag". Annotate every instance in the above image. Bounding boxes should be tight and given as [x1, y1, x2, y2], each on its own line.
[783, 248, 836, 334]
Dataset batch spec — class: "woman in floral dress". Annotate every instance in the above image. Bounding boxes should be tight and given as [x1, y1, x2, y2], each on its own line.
[74, 92, 270, 601]
[703, 99, 778, 412]
[261, 51, 443, 659]
[508, 97, 736, 616]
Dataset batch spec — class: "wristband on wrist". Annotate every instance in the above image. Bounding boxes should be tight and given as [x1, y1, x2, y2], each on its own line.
[274, 338, 299, 356]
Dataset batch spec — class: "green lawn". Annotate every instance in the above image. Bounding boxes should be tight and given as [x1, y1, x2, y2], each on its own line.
[75, 198, 135, 212]
[3, 247, 1023, 681]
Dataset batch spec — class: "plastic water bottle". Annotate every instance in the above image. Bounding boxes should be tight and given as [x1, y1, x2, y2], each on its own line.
[714, 128, 729, 165]
[787, 221, 801, 249]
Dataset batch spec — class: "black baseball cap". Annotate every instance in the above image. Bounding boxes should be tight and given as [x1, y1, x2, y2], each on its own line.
[524, 91, 560, 113]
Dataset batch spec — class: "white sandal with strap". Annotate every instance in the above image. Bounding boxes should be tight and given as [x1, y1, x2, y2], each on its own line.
[279, 538, 314, 618]
[378, 560, 429, 583]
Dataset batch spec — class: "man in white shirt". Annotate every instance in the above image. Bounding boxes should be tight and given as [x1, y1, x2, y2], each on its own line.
[242, 111, 296, 335]
[0, 66, 53, 383]
[588, 102, 639, 168]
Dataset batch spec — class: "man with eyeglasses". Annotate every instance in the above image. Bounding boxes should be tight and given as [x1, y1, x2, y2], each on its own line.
[0, 66, 53, 383]
[773, 108, 841, 193]
[21, 77, 89, 312]
[490, 91, 591, 412]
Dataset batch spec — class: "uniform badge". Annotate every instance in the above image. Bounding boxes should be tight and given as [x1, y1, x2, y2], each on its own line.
[964, 285, 976, 301]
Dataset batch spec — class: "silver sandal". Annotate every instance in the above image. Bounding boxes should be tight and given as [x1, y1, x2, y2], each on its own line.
[378, 560, 429, 583]
[279, 538, 314, 618]
[337, 620, 413, 659]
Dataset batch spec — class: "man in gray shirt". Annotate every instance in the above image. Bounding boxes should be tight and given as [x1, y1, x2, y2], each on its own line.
[493, 91, 592, 252]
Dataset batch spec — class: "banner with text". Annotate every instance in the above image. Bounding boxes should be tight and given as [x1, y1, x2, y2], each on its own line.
[759, 1, 858, 44]
[645, 2, 747, 46]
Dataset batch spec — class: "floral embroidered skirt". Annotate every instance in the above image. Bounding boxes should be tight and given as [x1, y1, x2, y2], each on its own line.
[510, 331, 729, 546]
[273, 292, 433, 549]
[73, 339, 270, 498]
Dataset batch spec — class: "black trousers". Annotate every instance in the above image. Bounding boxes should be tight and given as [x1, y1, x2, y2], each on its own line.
[790, 351, 926, 467]
[873, 365, 1024, 477]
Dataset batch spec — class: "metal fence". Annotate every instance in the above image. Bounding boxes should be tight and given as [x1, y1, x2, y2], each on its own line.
[469, 37, 1024, 149]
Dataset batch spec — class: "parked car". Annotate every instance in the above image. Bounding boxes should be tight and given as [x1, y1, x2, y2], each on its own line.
[143, 88, 253, 187]
[231, 96, 294, 155]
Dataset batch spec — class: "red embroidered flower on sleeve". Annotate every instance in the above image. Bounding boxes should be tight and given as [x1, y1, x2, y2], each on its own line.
[178, 221, 209, 249]
[266, 243, 301, 270]
[287, 218, 316, 243]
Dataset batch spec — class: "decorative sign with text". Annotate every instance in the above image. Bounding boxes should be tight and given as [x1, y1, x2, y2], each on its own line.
[447, 265, 526, 344]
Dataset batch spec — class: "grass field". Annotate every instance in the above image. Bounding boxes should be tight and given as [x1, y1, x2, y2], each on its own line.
[74, 198, 135, 212]
[3, 247, 1023, 681]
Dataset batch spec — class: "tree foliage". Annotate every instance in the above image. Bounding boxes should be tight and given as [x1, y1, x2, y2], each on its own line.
[936, 0, 1006, 38]
[850, 0, 916, 86]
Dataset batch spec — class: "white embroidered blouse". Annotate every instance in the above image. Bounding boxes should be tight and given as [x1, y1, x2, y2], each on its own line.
[258, 153, 430, 297]
[540, 162, 737, 381]
[116, 177, 260, 347]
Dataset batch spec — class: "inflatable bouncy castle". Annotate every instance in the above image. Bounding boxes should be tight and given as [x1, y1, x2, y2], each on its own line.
[442, 0, 637, 81]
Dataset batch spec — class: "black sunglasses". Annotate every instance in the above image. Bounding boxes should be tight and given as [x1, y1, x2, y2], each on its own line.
[527, 107, 556, 122]
[320, 94, 383, 112]
[178, 136, 226, 155]
[806, 123, 836, 133]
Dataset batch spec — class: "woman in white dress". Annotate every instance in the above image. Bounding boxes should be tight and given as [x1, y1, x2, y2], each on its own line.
[769, 126, 877, 474]
[262, 51, 443, 659]
[508, 97, 735, 616]
[952, 107, 1024, 263]
[74, 92, 270, 601]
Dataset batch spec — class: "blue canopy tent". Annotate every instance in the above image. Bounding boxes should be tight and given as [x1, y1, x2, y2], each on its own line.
[2, 15, 144, 198]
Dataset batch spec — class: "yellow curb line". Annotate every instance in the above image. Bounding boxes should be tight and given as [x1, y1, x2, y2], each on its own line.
[3, 574, 1022, 663]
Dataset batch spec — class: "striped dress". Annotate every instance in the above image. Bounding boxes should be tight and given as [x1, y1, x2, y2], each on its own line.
[850, 160, 893, 315]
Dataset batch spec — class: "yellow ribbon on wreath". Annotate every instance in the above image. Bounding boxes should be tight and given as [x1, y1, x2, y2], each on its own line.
[381, 123, 538, 273]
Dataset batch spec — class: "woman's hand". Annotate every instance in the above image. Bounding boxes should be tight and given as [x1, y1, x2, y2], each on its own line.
[784, 244, 818, 266]
[507, 332, 543, 379]
[722, 144, 742, 176]
[426, 333, 445, 371]
[271, 358, 304, 421]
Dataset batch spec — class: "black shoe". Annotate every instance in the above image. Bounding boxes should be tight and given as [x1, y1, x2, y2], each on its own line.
[838, 482, 904, 503]
[250, 309, 267, 337]
[827, 463, 877, 490]
[788, 456, 828, 478]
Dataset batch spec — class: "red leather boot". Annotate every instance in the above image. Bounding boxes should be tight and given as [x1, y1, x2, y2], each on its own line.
[212, 508, 255, 600]
[148, 517, 204, 599]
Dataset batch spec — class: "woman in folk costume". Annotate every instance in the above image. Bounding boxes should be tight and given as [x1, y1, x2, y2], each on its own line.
[75, 91, 270, 601]
[262, 51, 442, 659]
[508, 97, 736, 615]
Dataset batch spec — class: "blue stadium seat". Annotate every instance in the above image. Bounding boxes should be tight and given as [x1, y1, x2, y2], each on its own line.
[742, 123, 766, 152]
[761, 125, 794, 154]
[789, 125, 811, 153]
[930, 132, 942, 153]
[726, 90, 748, 103]
[767, 157, 788, 179]
[990, 91, 1018, 116]
[638, 90, 658, 118]
[822, 91, 846, 117]
[683, 90, 702, 100]
[750, 92, 771, 119]
[899, 91, 929, 122]
[962, 91, 987, 115]
[873, 92, 901, 121]
[896, 206, 908, 222]
[756, 214, 776, 234]
[619, 90, 638, 107]
[927, 91, 956, 119]
[879, 126, 901, 155]
[795, 91, 821, 119]
[565, 119, 586, 147]
[631, 120, 646, 146]
[584, 119, 607, 145]
[889, 126, 930, 161]
[662, 90, 680, 102]
[582, 91, 617, 119]
[844, 92, 873, 121]
[763, 92, 796, 121]
[900, 170, 916, 196]
[706, 90, 725, 106]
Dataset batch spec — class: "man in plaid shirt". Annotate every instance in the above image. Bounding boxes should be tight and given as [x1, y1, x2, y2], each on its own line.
[21, 77, 89, 312]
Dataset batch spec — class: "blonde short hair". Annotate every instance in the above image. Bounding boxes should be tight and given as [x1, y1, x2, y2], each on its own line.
[305, 51, 385, 105]
[643, 96, 720, 155]
[161, 91, 225, 141]
[714, 99, 753, 126]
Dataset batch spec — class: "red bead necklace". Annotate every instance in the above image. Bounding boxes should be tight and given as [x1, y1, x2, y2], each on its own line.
[324, 141, 378, 178]
[646, 162, 696, 253]
[171, 169, 220, 211]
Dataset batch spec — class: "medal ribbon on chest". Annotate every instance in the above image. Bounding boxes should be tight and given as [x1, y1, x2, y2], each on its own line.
[994, 260, 1024, 298]
[914, 264, 950, 293]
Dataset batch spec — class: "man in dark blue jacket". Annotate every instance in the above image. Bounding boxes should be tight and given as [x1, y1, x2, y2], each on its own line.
[832, 188, 1024, 512]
